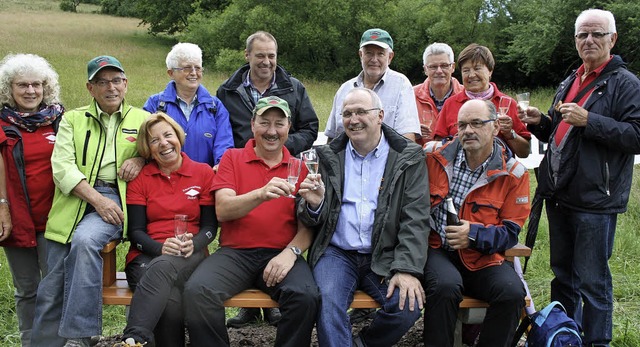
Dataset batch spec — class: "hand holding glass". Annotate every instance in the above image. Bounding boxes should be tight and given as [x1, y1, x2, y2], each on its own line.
[174, 214, 188, 256]
[301, 149, 319, 190]
[287, 157, 302, 198]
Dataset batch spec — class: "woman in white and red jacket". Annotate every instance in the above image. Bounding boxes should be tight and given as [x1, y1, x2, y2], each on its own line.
[0, 53, 64, 346]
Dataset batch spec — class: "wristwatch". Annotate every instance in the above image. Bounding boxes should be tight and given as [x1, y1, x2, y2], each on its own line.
[510, 129, 517, 139]
[289, 246, 302, 256]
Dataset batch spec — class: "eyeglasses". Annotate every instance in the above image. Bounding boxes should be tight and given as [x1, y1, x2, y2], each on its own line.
[341, 108, 380, 118]
[13, 81, 44, 90]
[426, 63, 453, 71]
[575, 32, 612, 40]
[172, 66, 204, 73]
[91, 77, 126, 88]
[457, 119, 495, 131]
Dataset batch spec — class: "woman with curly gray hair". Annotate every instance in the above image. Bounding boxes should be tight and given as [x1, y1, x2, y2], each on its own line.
[0, 53, 64, 347]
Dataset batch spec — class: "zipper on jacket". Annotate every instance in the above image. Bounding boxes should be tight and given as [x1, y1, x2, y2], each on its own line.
[605, 162, 610, 196]
[82, 130, 91, 166]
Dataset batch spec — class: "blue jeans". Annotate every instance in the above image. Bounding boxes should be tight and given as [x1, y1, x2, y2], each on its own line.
[547, 203, 616, 346]
[3, 232, 47, 347]
[313, 245, 421, 347]
[31, 187, 123, 347]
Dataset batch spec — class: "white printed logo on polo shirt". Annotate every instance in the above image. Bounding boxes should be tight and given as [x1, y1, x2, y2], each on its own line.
[44, 131, 56, 144]
[183, 186, 201, 200]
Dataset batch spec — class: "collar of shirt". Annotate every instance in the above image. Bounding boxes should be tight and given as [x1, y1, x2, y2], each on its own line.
[346, 129, 389, 160]
[429, 84, 454, 110]
[243, 71, 277, 102]
[575, 55, 613, 82]
[177, 94, 197, 120]
[354, 69, 389, 91]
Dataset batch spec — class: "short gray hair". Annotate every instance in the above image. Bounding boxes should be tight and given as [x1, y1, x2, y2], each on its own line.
[165, 42, 202, 69]
[422, 42, 454, 66]
[0, 53, 61, 108]
[575, 9, 616, 34]
[246, 31, 278, 53]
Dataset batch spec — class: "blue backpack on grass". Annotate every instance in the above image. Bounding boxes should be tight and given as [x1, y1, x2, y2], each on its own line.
[512, 301, 582, 347]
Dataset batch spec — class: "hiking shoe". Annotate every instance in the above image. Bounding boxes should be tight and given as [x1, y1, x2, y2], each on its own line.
[349, 308, 377, 324]
[113, 337, 147, 346]
[263, 307, 282, 326]
[226, 308, 261, 328]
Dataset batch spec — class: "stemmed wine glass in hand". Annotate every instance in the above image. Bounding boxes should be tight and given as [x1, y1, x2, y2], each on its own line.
[287, 157, 302, 198]
[301, 148, 320, 190]
[516, 92, 530, 113]
[174, 214, 188, 256]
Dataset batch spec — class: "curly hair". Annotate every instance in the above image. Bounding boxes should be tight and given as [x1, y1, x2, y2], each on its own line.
[0, 53, 61, 109]
[165, 43, 202, 70]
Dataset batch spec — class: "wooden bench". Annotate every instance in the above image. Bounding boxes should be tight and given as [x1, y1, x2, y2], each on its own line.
[101, 240, 531, 309]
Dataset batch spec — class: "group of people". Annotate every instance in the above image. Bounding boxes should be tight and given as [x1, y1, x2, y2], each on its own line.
[0, 7, 638, 347]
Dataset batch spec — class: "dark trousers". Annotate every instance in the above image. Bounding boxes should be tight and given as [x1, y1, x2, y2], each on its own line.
[123, 251, 206, 347]
[183, 247, 320, 347]
[423, 247, 525, 347]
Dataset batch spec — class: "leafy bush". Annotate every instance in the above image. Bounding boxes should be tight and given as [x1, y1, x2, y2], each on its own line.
[213, 49, 245, 75]
[59, 0, 79, 12]
[100, 0, 141, 17]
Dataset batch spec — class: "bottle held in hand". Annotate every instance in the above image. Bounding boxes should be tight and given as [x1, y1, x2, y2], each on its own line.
[445, 197, 463, 226]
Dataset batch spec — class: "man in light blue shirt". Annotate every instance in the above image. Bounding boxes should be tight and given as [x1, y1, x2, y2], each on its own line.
[298, 87, 430, 347]
[325, 28, 420, 143]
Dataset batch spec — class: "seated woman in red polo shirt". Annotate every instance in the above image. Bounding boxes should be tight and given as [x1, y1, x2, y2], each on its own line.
[117, 112, 217, 347]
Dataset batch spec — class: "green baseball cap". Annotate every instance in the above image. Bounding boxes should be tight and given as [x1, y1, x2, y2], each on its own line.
[360, 28, 393, 50]
[254, 96, 291, 118]
[87, 55, 124, 81]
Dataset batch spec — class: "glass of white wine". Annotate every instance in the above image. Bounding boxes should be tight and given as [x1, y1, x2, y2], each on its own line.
[287, 157, 302, 198]
[301, 148, 319, 189]
[174, 214, 188, 256]
[498, 96, 512, 117]
[516, 92, 530, 111]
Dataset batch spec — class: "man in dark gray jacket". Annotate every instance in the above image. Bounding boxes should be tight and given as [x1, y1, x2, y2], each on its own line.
[519, 9, 640, 346]
[217, 31, 318, 157]
[298, 87, 430, 347]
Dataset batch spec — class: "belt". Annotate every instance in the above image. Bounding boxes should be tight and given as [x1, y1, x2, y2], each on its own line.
[94, 179, 118, 189]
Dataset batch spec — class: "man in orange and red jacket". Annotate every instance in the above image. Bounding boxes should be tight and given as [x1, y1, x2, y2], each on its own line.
[422, 99, 530, 347]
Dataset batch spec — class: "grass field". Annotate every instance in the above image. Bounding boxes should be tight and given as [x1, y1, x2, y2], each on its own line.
[1, 1, 639, 346]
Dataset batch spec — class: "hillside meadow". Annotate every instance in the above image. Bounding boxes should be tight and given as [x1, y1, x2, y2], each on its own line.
[1, 1, 640, 346]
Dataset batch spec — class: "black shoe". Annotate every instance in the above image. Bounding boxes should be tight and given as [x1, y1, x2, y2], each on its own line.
[349, 308, 377, 324]
[226, 308, 261, 328]
[263, 307, 281, 326]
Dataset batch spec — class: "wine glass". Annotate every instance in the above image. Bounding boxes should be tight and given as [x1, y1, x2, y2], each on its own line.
[174, 214, 188, 256]
[287, 157, 302, 198]
[419, 109, 434, 128]
[301, 149, 319, 189]
[516, 92, 530, 111]
[498, 96, 512, 117]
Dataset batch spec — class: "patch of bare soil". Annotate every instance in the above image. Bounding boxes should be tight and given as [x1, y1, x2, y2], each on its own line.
[95, 317, 425, 346]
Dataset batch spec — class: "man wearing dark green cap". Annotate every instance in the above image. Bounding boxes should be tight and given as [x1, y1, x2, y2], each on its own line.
[325, 28, 420, 144]
[31, 55, 149, 347]
[183, 95, 320, 346]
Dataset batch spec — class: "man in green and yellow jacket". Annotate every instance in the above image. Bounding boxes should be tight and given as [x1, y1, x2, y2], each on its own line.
[31, 56, 149, 347]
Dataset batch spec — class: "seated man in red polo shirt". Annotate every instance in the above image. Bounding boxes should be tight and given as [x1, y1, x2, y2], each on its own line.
[183, 96, 320, 347]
